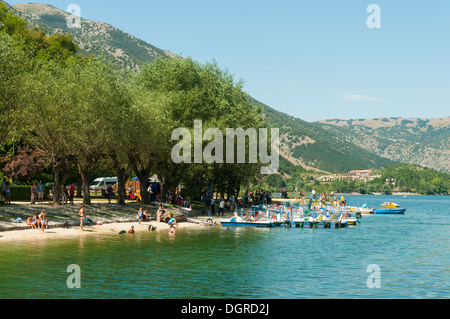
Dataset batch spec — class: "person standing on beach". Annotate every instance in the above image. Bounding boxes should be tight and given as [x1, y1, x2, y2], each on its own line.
[211, 198, 216, 216]
[157, 203, 165, 222]
[79, 205, 86, 231]
[31, 182, 38, 205]
[219, 198, 225, 216]
[206, 197, 211, 216]
[5, 182, 11, 206]
[137, 207, 144, 223]
[69, 184, 75, 205]
[37, 181, 45, 204]
[39, 210, 48, 232]
[107, 184, 113, 204]
[62, 185, 69, 205]
[1, 178, 7, 201]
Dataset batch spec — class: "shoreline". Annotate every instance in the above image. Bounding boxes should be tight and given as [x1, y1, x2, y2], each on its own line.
[0, 200, 228, 244]
[0, 219, 216, 243]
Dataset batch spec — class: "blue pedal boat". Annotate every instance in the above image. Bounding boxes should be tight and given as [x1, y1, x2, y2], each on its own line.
[373, 208, 406, 215]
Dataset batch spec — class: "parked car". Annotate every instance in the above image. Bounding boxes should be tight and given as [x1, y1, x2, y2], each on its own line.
[90, 177, 117, 192]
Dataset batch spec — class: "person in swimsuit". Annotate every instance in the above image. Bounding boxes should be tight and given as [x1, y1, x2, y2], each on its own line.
[168, 217, 178, 234]
[79, 205, 86, 231]
[33, 212, 41, 229]
[143, 210, 151, 221]
[157, 203, 165, 222]
[137, 207, 144, 223]
[39, 211, 48, 232]
[27, 216, 36, 229]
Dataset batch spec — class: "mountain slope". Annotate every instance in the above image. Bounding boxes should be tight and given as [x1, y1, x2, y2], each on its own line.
[314, 117, 450, 173]
[11, 3, 178, 70]
[251, 99, 395, 174]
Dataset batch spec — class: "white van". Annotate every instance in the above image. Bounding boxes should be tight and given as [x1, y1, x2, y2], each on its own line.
[90, 177, 118, 192]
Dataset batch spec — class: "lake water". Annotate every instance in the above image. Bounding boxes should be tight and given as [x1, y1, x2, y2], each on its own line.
[0, 195, 449, 299]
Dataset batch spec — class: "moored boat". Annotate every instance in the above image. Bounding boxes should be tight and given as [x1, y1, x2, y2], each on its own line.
[373, 208, 406, 215]
[359, 207, 373, 215]
[381, 202, 401, 208]
[348, 206, 373, 215]
[220, 216, 275, 227]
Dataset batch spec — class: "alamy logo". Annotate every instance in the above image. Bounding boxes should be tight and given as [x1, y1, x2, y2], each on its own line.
[171, 120, 280, 175]
[66, 4, 81, 29]
[366, 264, 381, 289]
[367, 4, 381, 29]
[66, 264, 81, 289]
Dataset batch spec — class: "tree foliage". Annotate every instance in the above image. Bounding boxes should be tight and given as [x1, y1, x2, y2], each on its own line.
[1, 5, 268, 204]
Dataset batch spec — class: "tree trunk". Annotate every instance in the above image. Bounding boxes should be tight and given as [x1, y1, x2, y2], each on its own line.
[129, 152, 152, 205]
[52, 162, 69, 206]
[137, 173, 150, 204]
[159, 176, 166, 203]
[77, 155, 100, 205]
[76, 178, 82, 198]
[80, 172, 92, 205]
[116, 164, 133, 206]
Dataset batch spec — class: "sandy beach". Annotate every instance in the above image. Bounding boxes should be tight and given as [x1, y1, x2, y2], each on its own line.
[0, 200, 227, 244]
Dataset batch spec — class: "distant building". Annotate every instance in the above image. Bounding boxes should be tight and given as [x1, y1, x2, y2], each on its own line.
[318, 170, 380, 183]
[349, 170, 373, 176]
[386, 178, 396, 185]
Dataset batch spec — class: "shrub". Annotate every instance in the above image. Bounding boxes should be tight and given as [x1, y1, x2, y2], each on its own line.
[8, 185, 51, 201]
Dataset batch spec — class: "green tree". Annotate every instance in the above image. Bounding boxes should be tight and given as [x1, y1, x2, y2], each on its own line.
[381, 184, 393, 195]
[65, 58, 131, 204]
[134, 57, 266, 202]
[22, 61, 78, 204]
[431, 178, 446, 195]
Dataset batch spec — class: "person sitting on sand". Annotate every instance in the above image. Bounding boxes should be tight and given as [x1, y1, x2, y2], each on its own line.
[143, 209, 151, 221]
[33, 212, 41, 229]
[27, 216, 36, 229]
[129, 192, 140, 202]
[128, 226, 135, 234]
[157, 203, 165, 222]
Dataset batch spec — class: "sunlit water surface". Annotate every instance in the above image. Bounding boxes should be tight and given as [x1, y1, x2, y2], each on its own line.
[0, 195, 449, 299]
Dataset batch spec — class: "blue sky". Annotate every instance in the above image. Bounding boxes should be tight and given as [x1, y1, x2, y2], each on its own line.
[7, 0, 450, 121]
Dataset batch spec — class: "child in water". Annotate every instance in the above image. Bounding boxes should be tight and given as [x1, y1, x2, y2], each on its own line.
[168, 217, 178, 234]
